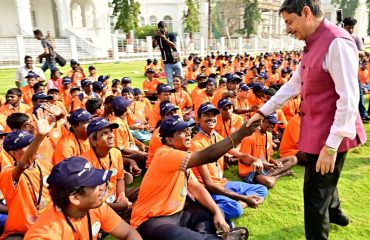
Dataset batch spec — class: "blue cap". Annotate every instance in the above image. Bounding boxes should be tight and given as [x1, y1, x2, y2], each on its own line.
[3, 130, 35, 152]
[70, 59, 78, 65]
[98, 75, 110, 82]
[157, 84, 175, 94]
[69, 109, 92, 125]
[111, 96, 132, 110]
[160, 101, 179, 117]
[146, 68, 155, 73]
[32, 92, 53, 102]
[93, 81, 105, 92]
[196, 74, 207, 80]
[62, 77, 71, 85]
[51, 67, 62, 75]
[257, 72, 268, 79]
[227, 74, 242, 83]
[133, 88, 142, 95]
[121, 87, 134, 95]
[87, 117, 119, 136]
[218, 98, 234, 109]
[265, 113, 283, 125]
[81, 78, 93, 87]
[282, 69, 289, 74]
[70, 87, 80, 94]
[272, 64, 279, 69]
[112, 79, 120, 86]
[47, 157, 112, 191]
[206, 78, 217, 86]
[25, 71, 39, 79]
[121, 77, 131, 84]
[88, 65, 96, 70]
[198, 102, 220, 117]
[240, 83, 250, 91]
[47, 88, 59, 94]
[159, 115, 190, 138]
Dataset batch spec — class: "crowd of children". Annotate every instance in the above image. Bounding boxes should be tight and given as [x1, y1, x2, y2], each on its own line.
[0, 50, 368, 240]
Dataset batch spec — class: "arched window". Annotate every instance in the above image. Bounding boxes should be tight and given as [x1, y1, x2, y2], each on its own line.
[140, 16, 145, 27]
[71, 1, 83, 28]
[163, 15, 173, 31]
[149, 16, 157, 26]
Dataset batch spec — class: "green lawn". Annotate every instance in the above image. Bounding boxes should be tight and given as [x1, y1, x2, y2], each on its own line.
[1, 62, 369, 239]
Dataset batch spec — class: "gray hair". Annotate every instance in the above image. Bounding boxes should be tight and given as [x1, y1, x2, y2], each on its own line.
[279, 0, 323, 17]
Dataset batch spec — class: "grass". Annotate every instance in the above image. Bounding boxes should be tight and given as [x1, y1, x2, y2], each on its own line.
[1, 62, 369, 239]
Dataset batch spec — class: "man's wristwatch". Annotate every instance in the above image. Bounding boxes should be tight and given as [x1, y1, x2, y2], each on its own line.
[325, 145, 337, 156]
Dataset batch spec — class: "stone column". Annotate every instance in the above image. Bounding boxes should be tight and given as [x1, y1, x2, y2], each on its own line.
[15, 0, 33, 36]
[146, 36, 153, 59]
[200, 37, 205, 57]
[69, 35, 78, 61]
[55, 0, 71, 37]
[16, 35, 25, 65]
[220, 37, 225, 54]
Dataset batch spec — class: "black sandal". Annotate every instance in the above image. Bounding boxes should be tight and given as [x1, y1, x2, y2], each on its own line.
[224, 227, 249, 240]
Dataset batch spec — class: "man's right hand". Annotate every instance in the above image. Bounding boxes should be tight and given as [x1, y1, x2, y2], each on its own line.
[241, 195, 263, 208]
[246, 112, 264, 127]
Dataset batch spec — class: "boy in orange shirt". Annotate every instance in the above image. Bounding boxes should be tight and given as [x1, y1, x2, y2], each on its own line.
[20, 71, 38, 107]
[239, 114, 298, 189]
[0, 109, 54, 238]
[191, 103, 267, 223]
[215, 99, 244, 138]
[0, 88, 31, 117]
[190, 74, 207, 103]
[83, 118, 139, 222]
[131, 115, 260, 239]
[24, 157, 141, 240]
[142, 68, 162, 101]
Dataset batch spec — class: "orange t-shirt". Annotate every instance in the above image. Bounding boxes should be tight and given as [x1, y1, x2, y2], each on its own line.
[148, 100, 182, 129]
[279, 114, 301, 158]
[37, 137, 55, 165]
[215, 114, 244, 138]
[274, 109, 288, 132]
[20, 85, 34, 107]
[190, 131, 228, 187]
[81, 148, 124, 203]
[194, 91, 214, 120]
[24, 203, 121, 240]
[235, 96, 251, 112]
[0, 150, 13, 171]
[110, 116, 137, 150]
[267, 72, 280, 87]
[358, 68, 369, 85]
[52, 132, 90, 165]
[0, 160, 52, 238]
[146, 128, 162, 168]
[247, 92, 265, 109]
[173, 90, 193, 111]
[211, 88, 227, 107]
[190, 87, 204, 103]
[60, 88, 72, 110]
[131, 146, 198, 228]
[67, 70, 85, 87]
[142, 78, 162, 95]
[127, 101, 148, 127]
[0, 103, 31, 117]
[0, 113, 11, 133]
[140, 97, 152, 111]
[282, 97, 301, 122]
[48, 121, 68, 148]
[239, 130, 273, 177]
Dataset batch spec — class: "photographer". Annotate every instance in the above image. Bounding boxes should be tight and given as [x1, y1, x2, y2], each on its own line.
[152, 21, 183, 86]
[33, 29, 56, 72]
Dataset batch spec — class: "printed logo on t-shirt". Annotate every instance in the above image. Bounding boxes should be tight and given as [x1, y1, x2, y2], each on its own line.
[231, 127, 236, 133]
[92, 221, 101, 236]
[43, 175, 49, 186]
[111, 168, 117, 177]
[52, 131, 60, 139]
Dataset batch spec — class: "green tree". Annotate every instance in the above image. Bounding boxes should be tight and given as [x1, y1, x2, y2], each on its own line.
[112, 0, 141, 33]
[331, 0, 359, 18]
[135, 25, 158, 39]
[183, 0, 200, 38]
[241, 0, 261, 38]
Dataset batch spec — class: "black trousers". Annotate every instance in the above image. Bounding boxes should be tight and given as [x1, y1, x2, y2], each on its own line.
[304, 152, 347, 240]
[137, 200, 220, 240]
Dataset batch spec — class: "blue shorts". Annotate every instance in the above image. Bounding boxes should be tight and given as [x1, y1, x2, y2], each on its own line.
[244, 170, 269, 184]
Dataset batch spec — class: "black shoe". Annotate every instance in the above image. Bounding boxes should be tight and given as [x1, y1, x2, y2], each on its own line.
[330, 212, 349, 226]
[362, 115, 370, 121]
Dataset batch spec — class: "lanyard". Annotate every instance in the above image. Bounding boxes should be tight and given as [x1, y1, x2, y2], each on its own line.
[23, 164, 43, 211]
[265, 133, 269, 162]
[199, 128, 220, 168]
[94, 149, 113, 170]
[222, 118, 232, 137]
[128, 102, 136, 114]
[63, 211, 92, 240]
[72, 132, 83, 155]
[174, 91, 183, 106]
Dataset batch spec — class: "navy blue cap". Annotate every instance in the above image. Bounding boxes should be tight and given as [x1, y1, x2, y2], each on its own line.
[198, 102, 220, 117]
[227, 74, 242, 83]
[25, 71, 39, 79]
[93, 81, 105, 92]
[206, 78, 217, 86]
[32, 92, 53, 102]
[240, 83, 250, 91]
[159, 115, 190, 138]
[81, 78, 93, 87]
[121, 77, 131, 84]
[121, 87, 134, 95]
[160, 101, 179, 117]
[88, 65, 96, 70]
[146, 68, 155, 73]
[265, 113, 283, 125]
[62, 77, 71, 85]
[98, 75, 110, 82]
[282, 68, 288, 74]
[157, 84, 175, 94]
[218, 98, 234, 109]
[51, 67, 62, 75]
[47, 157, 112, 190]
[257, 72, 268, 79]
[70, 87, 80, 94]
[47, 88, 59, 94]
[111, 79, 120, 86]
[133, 88, 142, 95]
[252, 83, 267, 93]
[70, 59, 78, 65]
[111, 96, 132, 110]
[69, 109, 92, 125]
[87, 117, 119, 136]
[196, 74, 207, 80]
[3, 130, 35, 152]
[272, 64, 279, 69]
